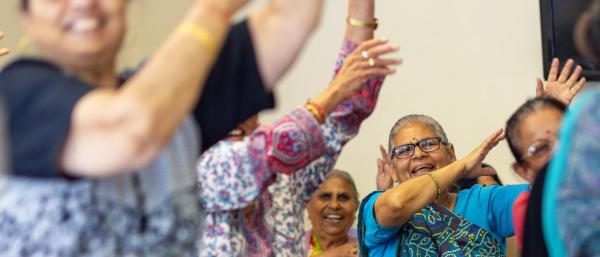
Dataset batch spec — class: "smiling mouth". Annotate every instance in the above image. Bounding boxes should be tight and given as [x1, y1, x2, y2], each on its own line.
[65, 17, 105, 34]
[323, 214, 344, 223]
[411, 164, 434, 176]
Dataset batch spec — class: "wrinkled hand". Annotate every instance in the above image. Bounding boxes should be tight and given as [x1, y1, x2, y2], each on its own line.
[461, 129, 504, 179]
[0, 32, 9, 57]
[376, 145, 394, 190]
[330, 38, 401, 98]
[318, 243, 358, 257]
[536, 58, 586, 105]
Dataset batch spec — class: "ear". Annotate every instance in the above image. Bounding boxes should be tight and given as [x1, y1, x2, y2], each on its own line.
[448, 143, 457, 161]
[512, 162, 531, 183]
[390, 167, 399, 183]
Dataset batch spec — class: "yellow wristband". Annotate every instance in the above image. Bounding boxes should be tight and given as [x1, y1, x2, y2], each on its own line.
[177, 22, 218, 52]
[346, 17, 379, 30]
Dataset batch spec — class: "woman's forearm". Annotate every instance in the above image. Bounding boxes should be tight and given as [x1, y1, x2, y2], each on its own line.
[249, 0, 324, 88]
[345, 0, 376, 44]
[375, 160, 466, 227]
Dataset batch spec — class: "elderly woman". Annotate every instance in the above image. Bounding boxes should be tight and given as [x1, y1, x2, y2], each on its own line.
[504, 56, 585, 254]
[358, 114, 529, 256]
[306, 170, 360, 257]
[196, 0, 396, 256]
[0, 0, 328, 256]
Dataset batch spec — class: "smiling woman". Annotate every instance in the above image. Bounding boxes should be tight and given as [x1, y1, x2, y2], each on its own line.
[307, 170, 360, 257]
[357, 114, 529, 257]
[0, 0, 277, 256]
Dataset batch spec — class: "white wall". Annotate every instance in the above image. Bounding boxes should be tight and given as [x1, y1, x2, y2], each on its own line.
[0, 0, 547, 201]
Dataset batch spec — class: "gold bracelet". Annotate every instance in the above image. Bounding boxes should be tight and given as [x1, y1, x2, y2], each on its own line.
[304, 103, 325, 124]
[346, 17, 379, 30]
[426, 173, 441, 200]
[176, 22, 218, 52]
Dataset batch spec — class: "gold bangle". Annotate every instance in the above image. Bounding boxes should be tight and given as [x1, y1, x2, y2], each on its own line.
[426, 173, 441, 200]
[304, 103, 325, 124]
[176, 22, 218, 52]
[346, 17, 379, 30]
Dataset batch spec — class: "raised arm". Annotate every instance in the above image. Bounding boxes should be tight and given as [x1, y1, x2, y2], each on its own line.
[375, 130, 505, 227]
[200, 38, 398, 211]
[248, 0, 324, 87]
[61, 0, 249, 177]
[345, 0, 376, 44]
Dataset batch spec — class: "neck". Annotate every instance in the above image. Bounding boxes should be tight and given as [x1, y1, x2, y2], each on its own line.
[314, 231, 348, 251]
[38, 53, 118, 88]
[434, 190, 456, 210]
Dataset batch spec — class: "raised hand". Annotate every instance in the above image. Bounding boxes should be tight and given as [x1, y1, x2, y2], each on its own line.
[312, 38, 401, 114]
[0, 31, 9, 57]
[536, 58, 586, 105]
[461, 129, 505, 179]
[376, 145, 394, 190]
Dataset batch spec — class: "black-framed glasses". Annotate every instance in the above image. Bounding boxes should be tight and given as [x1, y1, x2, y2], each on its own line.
[391, 137, 448, 159]
[521, 138, 556, 162]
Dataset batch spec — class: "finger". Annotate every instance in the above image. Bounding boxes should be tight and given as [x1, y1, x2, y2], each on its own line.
[0, 48, 9, 56]
[364, 43, 400, 58]
[567, 65, 583, 86]
[379, 144, 389, 160]
[355, 38, 390, 56]
[571, 77, 587, 96]
[481, 129, 504, 151]
[354, 58, 402, 70]
[355, 67, 397, 79]
[548, 58, 560, 81]
[377, 159, 384, 173]
[536, 78, 544, 97]
[558, 59, 575, 83]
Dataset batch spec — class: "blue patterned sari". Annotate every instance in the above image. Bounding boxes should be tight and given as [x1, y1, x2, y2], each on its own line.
[358, 192, 504, 257]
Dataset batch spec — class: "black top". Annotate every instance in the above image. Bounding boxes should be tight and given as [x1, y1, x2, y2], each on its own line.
[0, 20, 274, 178]
[521, 165, 550, 257]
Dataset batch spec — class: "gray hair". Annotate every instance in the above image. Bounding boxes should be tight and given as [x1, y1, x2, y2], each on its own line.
[387, 114, 450, 160]
[326, 169, 360, 208]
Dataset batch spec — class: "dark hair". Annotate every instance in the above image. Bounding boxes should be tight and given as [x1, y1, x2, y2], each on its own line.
[505, 97, 567, 162]
[20, 0, 28, 11]
[456, 163, 502, 190]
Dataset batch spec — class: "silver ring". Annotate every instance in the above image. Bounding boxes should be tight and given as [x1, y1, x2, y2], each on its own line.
[361, 50, 369, 60]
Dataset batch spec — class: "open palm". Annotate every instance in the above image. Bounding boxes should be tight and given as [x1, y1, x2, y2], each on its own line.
[536, 58, 586, 105]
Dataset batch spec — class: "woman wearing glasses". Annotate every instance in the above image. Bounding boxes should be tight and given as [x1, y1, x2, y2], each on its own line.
[357, 114, 528, 257]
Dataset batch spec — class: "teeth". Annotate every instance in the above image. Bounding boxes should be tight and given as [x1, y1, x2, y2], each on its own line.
[72, 18, 99, 32]
[413, 165, 433, 174]
[325, 215, 342, 219]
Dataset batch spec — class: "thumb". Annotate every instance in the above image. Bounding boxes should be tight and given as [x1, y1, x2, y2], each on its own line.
[536, 78, 544, 96]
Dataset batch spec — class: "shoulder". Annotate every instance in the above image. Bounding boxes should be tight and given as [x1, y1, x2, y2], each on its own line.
[458, 184, 529, 209]
[0, 58, 92, 103]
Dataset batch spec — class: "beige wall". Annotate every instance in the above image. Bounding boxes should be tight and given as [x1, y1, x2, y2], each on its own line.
[0, 0, 549, 200]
